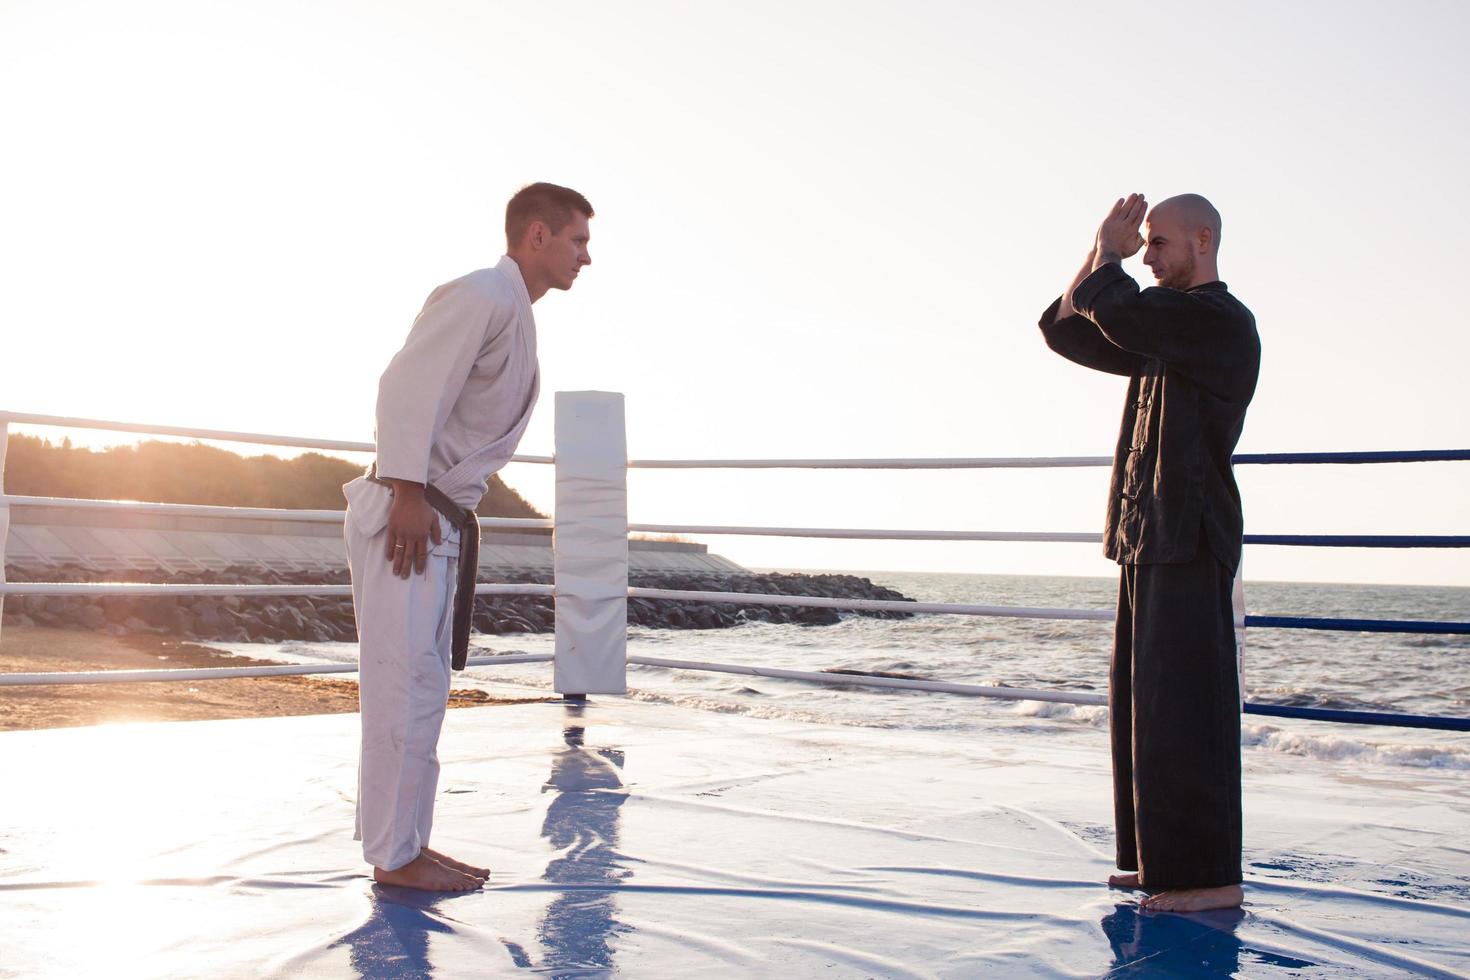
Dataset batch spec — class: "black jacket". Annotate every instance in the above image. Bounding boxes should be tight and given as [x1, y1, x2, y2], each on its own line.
[1039, 263, 1260, 572]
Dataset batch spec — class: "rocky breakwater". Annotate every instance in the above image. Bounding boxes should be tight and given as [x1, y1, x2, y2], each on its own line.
[1, 564, 915, 644]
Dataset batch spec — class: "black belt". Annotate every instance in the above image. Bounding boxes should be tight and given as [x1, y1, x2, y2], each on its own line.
[366, 464, 480, 671]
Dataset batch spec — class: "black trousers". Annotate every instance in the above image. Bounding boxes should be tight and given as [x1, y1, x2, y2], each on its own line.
[1111, 548, 1242, 891]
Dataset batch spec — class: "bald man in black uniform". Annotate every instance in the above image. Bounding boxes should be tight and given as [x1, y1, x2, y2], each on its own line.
[1039, 193, 1260, 912]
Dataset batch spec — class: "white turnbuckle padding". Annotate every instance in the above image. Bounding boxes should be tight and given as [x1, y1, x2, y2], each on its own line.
[553, 392, 628, 694]
[0, 419, 9, 638]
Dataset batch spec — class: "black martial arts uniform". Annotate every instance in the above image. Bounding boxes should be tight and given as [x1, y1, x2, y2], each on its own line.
[1039, 262, 1260, 891]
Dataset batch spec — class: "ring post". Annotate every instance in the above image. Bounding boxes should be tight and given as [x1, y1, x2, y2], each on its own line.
[0, 418, 9, 641]
[552, 392, 628, 695]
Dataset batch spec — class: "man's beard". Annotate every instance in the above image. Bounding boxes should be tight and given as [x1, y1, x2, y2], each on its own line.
[1160, 249, 1197, 290]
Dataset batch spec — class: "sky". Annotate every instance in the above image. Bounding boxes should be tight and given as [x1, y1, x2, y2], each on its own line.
[2, 0, 1467, 587]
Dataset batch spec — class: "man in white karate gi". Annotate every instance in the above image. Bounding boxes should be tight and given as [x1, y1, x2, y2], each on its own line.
[343, 182, 594, 891]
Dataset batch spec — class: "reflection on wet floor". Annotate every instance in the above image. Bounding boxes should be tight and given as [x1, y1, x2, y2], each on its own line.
[331, 703, 632, 977]
[1102, 905, 1317, 977]
[336, 884, 456, 976]
[1103, 905, 1245, 976]
[536, 703, 631, 974]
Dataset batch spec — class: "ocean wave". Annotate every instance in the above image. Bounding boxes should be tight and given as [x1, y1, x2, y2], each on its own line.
[1247, 688, 1402, 712]
[1011, 701, 1109, 728]
[1010, 701, 1470, 770]
[618, 687, 907, 730]
[1402, 636, 1470, 649]
[1241, 724, 1470, 769]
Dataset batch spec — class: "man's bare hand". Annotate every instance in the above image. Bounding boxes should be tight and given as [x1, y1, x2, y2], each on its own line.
[383, 481, 442, 578]
[1095, 193, 1148, 264]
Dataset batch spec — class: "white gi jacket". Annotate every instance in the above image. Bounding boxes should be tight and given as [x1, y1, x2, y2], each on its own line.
[344, 254, 540, 531]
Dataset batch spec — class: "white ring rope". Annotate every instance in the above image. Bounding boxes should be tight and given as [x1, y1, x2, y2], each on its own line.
[0, 582, 554, 597]
[627, 456, 1112, 469]
[8, 496, 1080, 542]
[629, 655, 1107, 705]
[6, 494, 346, 523]
[630, 587, 1247, 628]
[0, 653, 554, 687]
[2, 582, 1131, 625]
[630, 523, 1099, 542]
[0, 412, 553, 464]
[0, 414, 1105, 470]
[629, 586, 1116, 622]
[2, 494, 552, 530]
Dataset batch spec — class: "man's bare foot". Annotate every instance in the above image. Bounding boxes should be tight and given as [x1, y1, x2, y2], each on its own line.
[1140, 883, 1243, 913]
[373, 853, 483, 892]
[1108, 872, 1141, 889]
[423, 847, 490, 879]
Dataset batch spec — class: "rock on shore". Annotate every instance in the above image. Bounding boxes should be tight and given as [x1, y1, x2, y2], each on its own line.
[1, 564, 915, 645]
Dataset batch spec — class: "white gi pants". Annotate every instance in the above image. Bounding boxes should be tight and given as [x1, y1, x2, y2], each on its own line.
[345, 509, 460, 871]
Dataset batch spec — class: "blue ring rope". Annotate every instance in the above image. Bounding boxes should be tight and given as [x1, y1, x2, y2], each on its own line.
[1233, 449, 1470, 465]
[1244, 534, 1469, 548]
[1244, 702, 1470, 732]
[1186, 449, 1469, 726]
[1245, 615, 1470, 635]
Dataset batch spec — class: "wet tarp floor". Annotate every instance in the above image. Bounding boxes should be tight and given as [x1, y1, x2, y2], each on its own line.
[2, 697, 1467, 977]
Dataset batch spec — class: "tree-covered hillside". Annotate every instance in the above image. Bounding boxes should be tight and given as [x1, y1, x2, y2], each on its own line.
[2, 436, 546, 518]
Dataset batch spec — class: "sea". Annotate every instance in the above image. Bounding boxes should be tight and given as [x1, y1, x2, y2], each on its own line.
[245, 571, 1470, 772]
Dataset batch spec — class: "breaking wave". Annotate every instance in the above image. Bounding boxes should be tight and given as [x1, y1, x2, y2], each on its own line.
[1011, 701, 1470, 769]
[1012, 700, 1109, 728]
[1242, 723, 1470, 770]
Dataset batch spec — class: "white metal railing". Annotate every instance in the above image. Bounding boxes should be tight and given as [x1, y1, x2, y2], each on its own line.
[0, 405, 1150, 705]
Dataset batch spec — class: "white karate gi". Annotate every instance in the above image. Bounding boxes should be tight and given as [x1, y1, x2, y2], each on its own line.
[342, 256, 539, 871]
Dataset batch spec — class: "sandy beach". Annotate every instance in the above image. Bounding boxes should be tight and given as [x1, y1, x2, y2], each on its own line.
[0, 625, 547, 731]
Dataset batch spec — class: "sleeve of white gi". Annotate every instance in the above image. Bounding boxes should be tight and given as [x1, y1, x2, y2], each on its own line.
[373, 278, 508, 484]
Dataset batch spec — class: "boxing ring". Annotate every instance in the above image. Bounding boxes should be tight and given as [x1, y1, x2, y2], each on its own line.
[2, 401, 1467, 732]
[2, 402, 1469, 978]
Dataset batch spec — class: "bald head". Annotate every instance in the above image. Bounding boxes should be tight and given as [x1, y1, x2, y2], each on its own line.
[1143, 193, 1223, 289]
[1151, 194, 1222, 253]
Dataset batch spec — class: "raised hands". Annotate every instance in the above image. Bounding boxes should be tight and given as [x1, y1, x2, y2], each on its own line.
[1095, 193, 1148, 263]
[1058, 192, 1150, 318]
